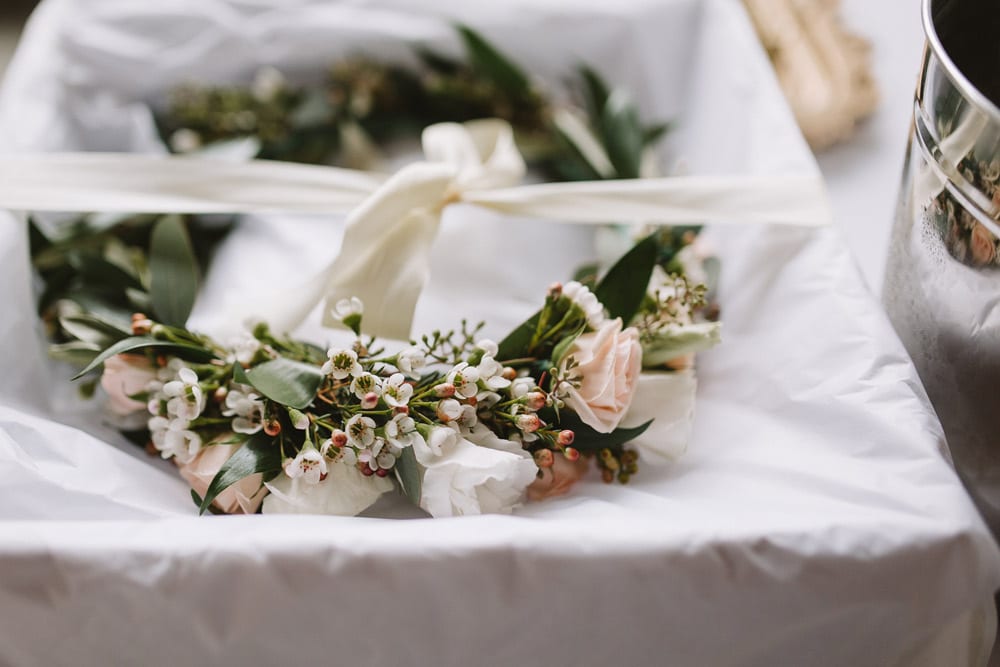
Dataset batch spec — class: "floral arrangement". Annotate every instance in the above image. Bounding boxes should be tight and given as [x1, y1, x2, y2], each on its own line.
[932, 152, 1000, 268]
[31, 27, 722, 517]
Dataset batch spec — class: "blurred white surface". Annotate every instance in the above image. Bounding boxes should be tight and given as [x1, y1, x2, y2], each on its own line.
[815, 0, 925, 292]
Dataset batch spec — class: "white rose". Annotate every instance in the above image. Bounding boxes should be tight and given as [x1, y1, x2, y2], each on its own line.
[413, 424, 537, 517]
[262, 462, 392, 516]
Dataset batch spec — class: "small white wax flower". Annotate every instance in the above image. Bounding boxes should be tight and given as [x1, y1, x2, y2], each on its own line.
[350, 372, 382, 400]
[149, 415, 202, 463]
[226, 332, 261, 365]
[162, 367, 204, 421]
[289, 409, 310, 431]
[562, 280, 607, 329]
[345, 414, 376, 448]
[169, 128, 202, 154]
[358, 438, 396, 472]
[385, 413, 417, 448]
[332, 296, 364, 320]
[383, 373, 413, 409]
[322, 348, 362, 380]
[446, 362, 480, 399]
[476, 339, 499, 358]
[284, 448, 328, 485]
[476, 390, 501, 410]
[222, 388, 265, 434]
[516, 413, 542, 433]
[419, 425, 459, 458]
[396, 346, 426, 375]
[251, 66, 286, 102]
[455, 404, 478, 430]
[332, 297, 364, 334]
[510, 377, 534, 399]
[436, 398, 463, 422]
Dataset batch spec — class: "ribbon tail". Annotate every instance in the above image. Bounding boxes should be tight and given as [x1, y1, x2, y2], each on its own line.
[317, 162, 456, 341]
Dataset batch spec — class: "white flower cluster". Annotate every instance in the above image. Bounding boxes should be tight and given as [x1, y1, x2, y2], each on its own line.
[562, 281, 606, 329]
[146, 361, 207, 463]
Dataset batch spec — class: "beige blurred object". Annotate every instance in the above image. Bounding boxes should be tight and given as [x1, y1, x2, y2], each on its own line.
[743, 0, 879, 150]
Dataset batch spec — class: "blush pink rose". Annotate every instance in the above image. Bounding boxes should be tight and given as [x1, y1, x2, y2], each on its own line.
[527, 456, 590, 502]
[178, 443, 267, 514]
[560, 318, 642, 433]
[970, 223, 996, 266]
[100, 354, 157, 416]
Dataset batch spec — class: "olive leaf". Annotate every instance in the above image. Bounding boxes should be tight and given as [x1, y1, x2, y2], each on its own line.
[456, 24, 530, 97]
[394, 446, 422, 507]
[241, 358, 325, 410]
[198, 431, 281, 515]
[72, 336, 215, 380]
[599, 90, 645, 179]
[594, 233, 658, 324]
[149, 215, 199, 327]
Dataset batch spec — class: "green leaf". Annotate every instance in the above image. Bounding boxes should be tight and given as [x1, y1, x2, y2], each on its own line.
[199, 432, 281, 514]
[233, 362, 251, 385]
[555, 412, 654, 453]
[68, 253, 143, 291]
[643, 122, 672, 148]
[149, 215, 199, 327]
[497, 309, 541, 361]
[415, 45, 462, 75]
[578, 65, 611, 127]
[59, 313, 131, 347]
[551, 324, 586, 367]
[571, 262, 600, 287]
[72, 336, 215, 379]
[49, 341, 102, 366]
[243, 358, 324, 409]
[599, 90, 644, 179]
[594, 234, 658, 324]
[394, 446, 422, 507]
[456, 24, 530, 97]
[640, 322, 722, 368]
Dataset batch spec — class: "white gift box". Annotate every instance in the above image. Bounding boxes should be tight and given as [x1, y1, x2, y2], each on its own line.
[1, 1, 999, 665]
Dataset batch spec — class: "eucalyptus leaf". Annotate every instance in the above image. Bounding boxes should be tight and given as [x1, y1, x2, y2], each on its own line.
[594, 233, 658, 324]
[72, 336, 215, 379]
[68, 253, 143, 291]
[149, 215, 199, 327]
[456, 24, 530, 97]
[599, 90, 644, 179]
[643, 122, 672, 148]
[199, 431, 281, 514]
[243, 358, 324, 409]
[394, 446, 422, 506]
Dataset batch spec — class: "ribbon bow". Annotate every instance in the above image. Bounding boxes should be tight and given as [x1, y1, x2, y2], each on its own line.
[0, 119, 831, 339]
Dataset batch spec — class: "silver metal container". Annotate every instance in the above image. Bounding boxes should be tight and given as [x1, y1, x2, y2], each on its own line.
[884, 0, 1000, 533]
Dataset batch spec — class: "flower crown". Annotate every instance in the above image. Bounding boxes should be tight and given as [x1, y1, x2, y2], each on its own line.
[27, 26, 747, 517]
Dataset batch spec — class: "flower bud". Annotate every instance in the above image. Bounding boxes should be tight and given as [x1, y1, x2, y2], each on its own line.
[361, 392, 379, 409]
[434, 382, 456, 398]
[360, 464, 375, 477]
[516, 413, 542, 433]
[524, 392, 547, 411]
[557, 430, 575, 446]
[563, 446, 580, 462]
[501, 367, 517, 381]
[264, 420, 282, 436]
[533, 448, 554, 468]
[331, 430, 348, 448]
[547, 282, 563, 299]
[131, 318, 153, 335]
[375, 467, 389, 478]
[601, 469, 614, 484]
[213, 386, 228, 404]
[394, 405, 410, 415]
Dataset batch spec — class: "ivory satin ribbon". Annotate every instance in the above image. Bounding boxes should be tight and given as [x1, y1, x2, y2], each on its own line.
[0, 119, 832, 339]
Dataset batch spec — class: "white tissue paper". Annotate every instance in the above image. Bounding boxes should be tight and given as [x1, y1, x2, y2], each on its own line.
[0, 1, 998, 665]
